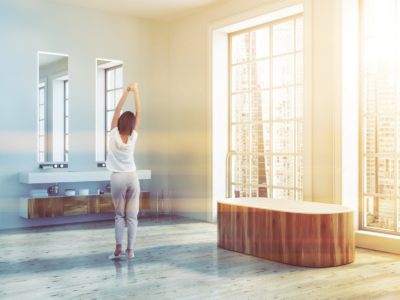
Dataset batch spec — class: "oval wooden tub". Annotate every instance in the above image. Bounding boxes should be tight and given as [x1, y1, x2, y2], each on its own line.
[217, 198, 355, 268]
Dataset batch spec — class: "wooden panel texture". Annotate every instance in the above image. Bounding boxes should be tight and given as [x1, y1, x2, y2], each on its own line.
[28, 198, 63, 219]
[217, 203, 355, 268]
[63, 196, 88, 216]
[26, 192, 148, 218]
[141, 191, 150, 209]
[100, 194, 114, 213]
[88, 195, 100, 214]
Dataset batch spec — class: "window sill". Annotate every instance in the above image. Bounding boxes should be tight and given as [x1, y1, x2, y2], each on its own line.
[356, 230, 400, 255]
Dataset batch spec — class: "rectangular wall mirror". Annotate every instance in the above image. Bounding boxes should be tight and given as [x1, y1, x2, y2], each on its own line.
[38, 52, 69, 163]
[96, 59, 123, 162]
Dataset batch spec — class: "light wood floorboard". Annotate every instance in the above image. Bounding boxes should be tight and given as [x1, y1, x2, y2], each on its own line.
[0, 215, 399, 299]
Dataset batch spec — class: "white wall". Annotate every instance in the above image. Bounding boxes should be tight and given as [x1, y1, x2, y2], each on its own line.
[0, 0, 169, 229]
[168, 0, 357, 221]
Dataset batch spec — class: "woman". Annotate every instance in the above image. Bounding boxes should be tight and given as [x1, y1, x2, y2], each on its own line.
[107, 82, 141, 260]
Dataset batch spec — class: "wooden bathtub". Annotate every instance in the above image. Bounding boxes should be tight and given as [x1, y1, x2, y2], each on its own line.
[217, 198, 355, 268]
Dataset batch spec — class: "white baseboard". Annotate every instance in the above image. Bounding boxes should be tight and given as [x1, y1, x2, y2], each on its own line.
[356, 230, 400, 255]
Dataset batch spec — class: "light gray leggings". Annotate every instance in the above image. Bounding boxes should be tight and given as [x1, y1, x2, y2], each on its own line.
[110, 171, 140, 249]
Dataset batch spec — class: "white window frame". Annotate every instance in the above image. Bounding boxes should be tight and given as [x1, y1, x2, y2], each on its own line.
[207, 0, 312, 223]
[228, 13, 304, 200]
[360, 0, 400, 236]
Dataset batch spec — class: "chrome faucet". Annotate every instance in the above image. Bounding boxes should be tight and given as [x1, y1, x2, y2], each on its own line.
[226, 150, 238, 198]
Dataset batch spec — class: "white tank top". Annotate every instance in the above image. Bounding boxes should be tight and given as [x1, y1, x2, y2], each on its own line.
[106, 127, 138, 172]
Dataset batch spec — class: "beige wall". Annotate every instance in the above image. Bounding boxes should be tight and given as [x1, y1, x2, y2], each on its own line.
[169, 0, 340, 220]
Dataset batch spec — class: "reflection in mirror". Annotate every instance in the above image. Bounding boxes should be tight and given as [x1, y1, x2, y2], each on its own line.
[38, 52, 69, 163]
[96, 59, 123, 162]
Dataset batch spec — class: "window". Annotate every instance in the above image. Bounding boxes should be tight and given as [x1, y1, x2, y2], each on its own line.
[38, 82, 46, 162]
[229, 14, 303, 200]
[64, 80, 69, 162]
[361, 0, 400, 234]
[105, 65, 123, 157]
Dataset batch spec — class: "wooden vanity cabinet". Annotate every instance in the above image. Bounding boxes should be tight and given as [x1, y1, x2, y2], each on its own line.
[20, 192, 150, 219]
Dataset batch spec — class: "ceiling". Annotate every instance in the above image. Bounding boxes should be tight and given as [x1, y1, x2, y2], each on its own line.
[45, 0, 230, 23]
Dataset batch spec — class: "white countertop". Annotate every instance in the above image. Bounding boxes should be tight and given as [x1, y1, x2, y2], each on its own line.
[19, 170, 151, 184]
[217, 198, 353, 214]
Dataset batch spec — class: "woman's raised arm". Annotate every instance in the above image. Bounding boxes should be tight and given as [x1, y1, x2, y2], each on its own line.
[110, 85, 130, 131]
[129, 82, 141, 133]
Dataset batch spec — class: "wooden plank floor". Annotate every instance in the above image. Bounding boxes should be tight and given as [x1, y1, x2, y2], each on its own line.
[0, 215, 399, 300]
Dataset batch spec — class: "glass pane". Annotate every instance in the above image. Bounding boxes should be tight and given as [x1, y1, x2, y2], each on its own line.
[39, 120, 44, 135]
[39, 88, 44, 104]
[364, 35, 394, 74]
[232, 124, 250, 153]
[232, 93, 249, 122]
[273, 20, 294, 55]
[232, 64, 249, 92]
[251, 123, 270, 153]
[115, 89, 123, 105]
[107, 111, 114, 131]
[39, 152, 44, 163]
[65, 81, 69, 99]
[296, 52, 303, 84]
[232, 33, 249, 64]
[232, 185, 250, 198]
[251, 186, 269, 198]
[273, 121, 294, 153]
[398, 116, 400, 153]
[296, 121, 303, 153]
[107, 91, 115, 110]
[273, 55, 294, 87]
[39, 136, 44, 151]
[273, 188, 294, 200]
[364, 157, 395, 195]
[364, 76, 376, 113]
[251, 60, 269, 90]
[232, 155, 250, 184]
[250, 27, 269, 60]
[296, 156, 303, 188]
[398, 0, 400, 29]
[296, 189, 303, 201]
[273, 87, 294, 120]
[65, 100, 68, 117]
[251, 91, 269, 121]
[398, 34, 400, 69]
[116, 67, 123, 89]
[398, 159, 400, 195]
[65, 135, 69, 151]
[398, 75, 400, 111]
[377, 115, 395, 153]
[364, 196, 394, 231]
[65, 117, 69, 134]
[296, 86, 303, 118]
[273, 155, 294, 187]
[377, 74, 395, 112]
[39, 105, 44, 119]
[296, 18, 303, 51]
[398, 200, 400, 231]
[107, 69, 115, 90]
[365, 117, 376, 153]
[251, 155, 270, 185]
[364, 0, 394, 36]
